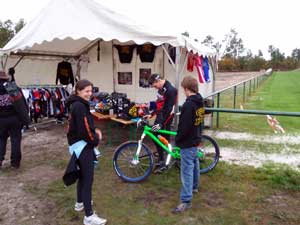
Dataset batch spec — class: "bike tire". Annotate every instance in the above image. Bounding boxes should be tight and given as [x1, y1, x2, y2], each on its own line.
[113, 141, 154, 183]
[199, 135, 220, 174]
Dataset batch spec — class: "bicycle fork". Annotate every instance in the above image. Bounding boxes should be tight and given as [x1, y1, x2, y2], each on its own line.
[131, 133, 146, 165]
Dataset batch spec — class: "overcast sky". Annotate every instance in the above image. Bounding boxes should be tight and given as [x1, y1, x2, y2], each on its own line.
[1, 0, 299, 59]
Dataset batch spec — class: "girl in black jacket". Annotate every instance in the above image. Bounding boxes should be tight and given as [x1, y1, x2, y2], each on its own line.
[66, 79, 106, 225]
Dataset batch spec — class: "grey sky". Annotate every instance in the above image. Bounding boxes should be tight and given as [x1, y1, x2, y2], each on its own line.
[1, 0, 299, 58]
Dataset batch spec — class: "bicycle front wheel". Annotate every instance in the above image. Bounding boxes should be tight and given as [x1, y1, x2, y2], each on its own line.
[113, 141, 154, 182]
[199, 135, 220, 174]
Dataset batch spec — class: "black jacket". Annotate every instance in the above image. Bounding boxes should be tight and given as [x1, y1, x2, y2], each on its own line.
[56, 61, 74, 86]
[66, 95, 99, 147]
[155, 80, 177, 126]
[175, 93, 204, 148]
[63, 153, 79, 186]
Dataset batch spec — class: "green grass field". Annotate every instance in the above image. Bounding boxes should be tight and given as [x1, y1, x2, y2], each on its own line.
[25, 149, 300, 225]
[215, 71, 300, 134]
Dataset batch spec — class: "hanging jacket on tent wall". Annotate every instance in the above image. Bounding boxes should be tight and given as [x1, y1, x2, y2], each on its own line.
[114, 45, 136, 63]
[187, 52, 194, 72]
[202, 56, 210, 82]
[56, 61, 75, 86]
[194, 55, 205, 83]
[137, 44, 157, 62]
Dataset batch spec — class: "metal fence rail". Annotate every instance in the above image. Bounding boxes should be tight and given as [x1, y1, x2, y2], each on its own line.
[205, 72, 271, 128]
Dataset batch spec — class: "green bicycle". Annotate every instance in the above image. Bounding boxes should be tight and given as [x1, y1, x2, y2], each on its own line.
[113, 118, 220, 183]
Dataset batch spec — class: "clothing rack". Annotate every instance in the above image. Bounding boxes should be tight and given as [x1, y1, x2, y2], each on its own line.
[21, 85, 69, 131]
[20, 84, 65, 88]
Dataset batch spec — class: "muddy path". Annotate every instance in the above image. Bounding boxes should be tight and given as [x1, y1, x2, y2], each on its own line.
[0, 125, 66, 225]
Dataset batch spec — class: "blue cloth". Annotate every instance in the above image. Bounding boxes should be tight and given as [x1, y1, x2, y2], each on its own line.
[202, 56, 210, 82]
[69, 140, 99, 166]
[180, 147, 200, 203]
[69, 140, 87, 158]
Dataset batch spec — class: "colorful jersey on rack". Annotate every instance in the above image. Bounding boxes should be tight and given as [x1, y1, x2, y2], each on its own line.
[194, 54, 205, 83]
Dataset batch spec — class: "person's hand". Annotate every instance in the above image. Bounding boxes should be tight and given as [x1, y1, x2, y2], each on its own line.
[95, 128, 102, 140]
[151, 123, 161, 132]
[143, 114, 152, 119]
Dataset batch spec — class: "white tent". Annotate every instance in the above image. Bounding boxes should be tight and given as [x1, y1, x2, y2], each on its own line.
[0, 0, 213, 56]
[0, 0, 216, 108]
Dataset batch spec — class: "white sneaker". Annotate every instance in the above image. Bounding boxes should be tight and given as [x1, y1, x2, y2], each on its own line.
[74, 201, 94, 212]
[83, 213, 107, 225]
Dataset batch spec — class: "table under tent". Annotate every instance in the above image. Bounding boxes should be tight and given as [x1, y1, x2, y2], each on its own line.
[0, 0, 217, 129]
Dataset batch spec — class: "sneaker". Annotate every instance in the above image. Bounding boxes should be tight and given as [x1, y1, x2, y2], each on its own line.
[83, 213, 107, 225]
[172, 202, 192, 214]
[74, 201, 93, 212]
[193, 189, 199, 194]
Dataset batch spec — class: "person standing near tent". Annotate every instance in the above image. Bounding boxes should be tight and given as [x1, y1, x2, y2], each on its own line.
[66, 79, 107, 225]
[172, 76, 204, 213]
[148, 73, 177, 173]
[0, 71, 28, 169]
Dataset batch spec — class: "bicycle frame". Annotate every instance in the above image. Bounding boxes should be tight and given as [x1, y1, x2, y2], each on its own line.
[133, 125, 203, 163]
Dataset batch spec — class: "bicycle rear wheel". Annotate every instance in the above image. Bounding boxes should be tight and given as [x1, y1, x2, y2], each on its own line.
[199, 135, 220, 174]
[113, 141, 154, 182]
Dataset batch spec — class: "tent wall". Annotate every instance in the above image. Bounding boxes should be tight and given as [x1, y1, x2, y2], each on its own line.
[5, 41, 115, 94]
[4, 42, 214, 105]
[81, 41, 114, 93]
[5, 57, 61, 85]
[112, 45, 163, 102]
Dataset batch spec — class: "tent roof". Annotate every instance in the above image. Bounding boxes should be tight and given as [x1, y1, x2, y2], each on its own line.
[0, 0, 214, 57]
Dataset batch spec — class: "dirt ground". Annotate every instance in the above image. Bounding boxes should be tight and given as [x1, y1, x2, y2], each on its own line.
[1, 71, 298, 225]
[215, 71, 264, 90]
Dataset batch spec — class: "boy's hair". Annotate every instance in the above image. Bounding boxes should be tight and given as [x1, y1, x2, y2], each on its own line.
[148, 73, 162, 85]
[181, 76, 198, 93]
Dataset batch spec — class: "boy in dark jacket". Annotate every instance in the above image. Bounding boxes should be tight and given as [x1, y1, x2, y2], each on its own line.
[148, 74, 177, 173]
[173, 76, 204, 213]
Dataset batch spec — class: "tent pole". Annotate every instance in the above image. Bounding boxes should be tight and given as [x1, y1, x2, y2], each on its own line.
[12, 55, 25, 69]
[179, 51, 188, 77]
[174, 46, 182, 129]
[11, 52, 76, 58]
[111, 40, 116, 92]
[162, 46, 165, 78]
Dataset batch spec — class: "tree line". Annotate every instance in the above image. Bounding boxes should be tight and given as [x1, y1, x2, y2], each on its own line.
[0, 19, 25, 48]
[184, 29, 300, 72]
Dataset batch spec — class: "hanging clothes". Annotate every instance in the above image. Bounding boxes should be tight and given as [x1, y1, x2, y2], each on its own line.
[194, 54, 205, 83]
[202, 56, 210, 82]
[22, 86, 70, 123]
[137, 44, 157, 63]
[79, 53, 90, 72]
[56, 61, 75, 86]
[114, 45, 136, 63]
[187, 52, 194, 72]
